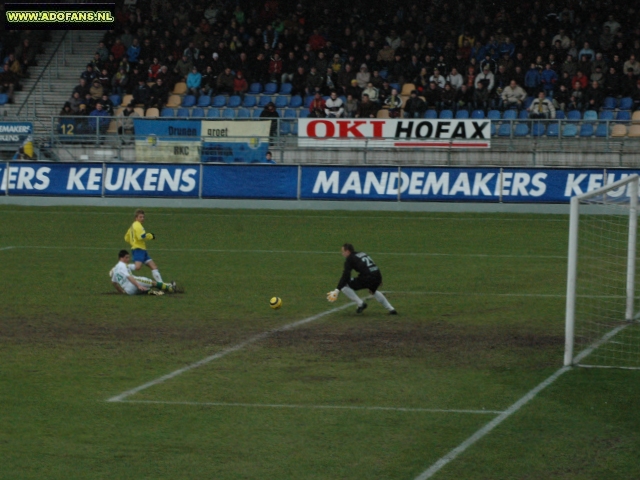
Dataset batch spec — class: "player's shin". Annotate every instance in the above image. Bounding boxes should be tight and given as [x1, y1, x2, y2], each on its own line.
[341, 286, 364, 306]
[151, 269, 163, 282]
[374, 291, 394, 311]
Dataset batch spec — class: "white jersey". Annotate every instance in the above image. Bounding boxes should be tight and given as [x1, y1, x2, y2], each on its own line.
[111, 261, 139, 295]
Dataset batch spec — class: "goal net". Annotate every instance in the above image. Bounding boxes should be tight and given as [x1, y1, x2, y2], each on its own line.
[565, 174, 640, 369]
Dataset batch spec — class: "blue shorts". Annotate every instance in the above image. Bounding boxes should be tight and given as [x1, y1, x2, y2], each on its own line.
[132, 248, 152, 264]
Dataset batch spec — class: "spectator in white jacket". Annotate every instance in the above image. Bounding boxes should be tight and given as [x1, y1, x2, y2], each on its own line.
[325, 91, 345, 118]
[501, 80, 527, 109]
[528, 91, 556, 119]
[446, 67, 463, 90]
[475, 65, 495, 92]
[429, 69, 446, 88]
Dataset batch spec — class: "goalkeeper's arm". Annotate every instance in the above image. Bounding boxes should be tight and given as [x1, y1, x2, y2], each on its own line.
[142, 232, 155, 240]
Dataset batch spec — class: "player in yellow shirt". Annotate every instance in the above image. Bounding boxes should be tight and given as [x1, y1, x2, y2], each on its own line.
[124, 209, 164, 283]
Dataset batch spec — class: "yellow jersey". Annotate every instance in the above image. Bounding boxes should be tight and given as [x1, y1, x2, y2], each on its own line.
[124, 220, 154, 250]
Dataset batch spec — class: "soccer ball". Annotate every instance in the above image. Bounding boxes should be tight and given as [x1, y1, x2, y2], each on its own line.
[270, 297, 283, 309]
[108, 268, 114, 278]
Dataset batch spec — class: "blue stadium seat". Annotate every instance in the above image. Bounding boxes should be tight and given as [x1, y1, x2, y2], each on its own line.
[579, 124, 594, 137]
[531, 123, 546, 137]
[207, 108, 220, 118]
[424, 109, 438, 119]
[518, 110, 529, 119]
[390, 83, 400, 92]
[212, 95, 226, 108]
[280, 122, 291, 135]
[182, 95, 196, 107]
[249, 83, 262, 94]
[289, 95, 303, 108]
[304, 95, 314, 108]
[243, 95, 257, 108]
[583, 110, 598, 122]
[258, 96, 272, 107]
[197, 95, 211, 107]
[299, 110, 310, 118]
[292, 123, 299, 135]
[236, 108, 251, 118]
[471, 109, 485, 119]
[523, 96, 534, 109]
[379, 69, 388, 79]
[275, 96, 289, 108]
[176, 108, 190, 117]
[619, 97, 633, 110]
[279, 83, 293, 95]
[603, 97, 617, 110]
[455, 110, 469, 119]
[264, 83, 278, 94]
[490, 123, 496, 136]
[514, 124, 529, 136]
[222, 109, 236, 118]
[555, 110, 565, 119]
[284, 108, 298, 118]
[546, 123, 559, 137]
[498, 123, 512, 136]
[277, 108, 286, 117]
[439, 109, 453, 119]
[251, 108, 262, 118]
[161, 107, 174, 117]
[617, 110, 631, 121]
[567, 110, 581, 120]
[191, 107, 205, 118]
[110, 94, 121, 107]
[487, 110, 501, 120]
[599, 110, 614, 121]
[227, 95, 242, 108]
[595, 123, 609, 137]
[503, 110, 517, 120]
[562, 124, 578, 137]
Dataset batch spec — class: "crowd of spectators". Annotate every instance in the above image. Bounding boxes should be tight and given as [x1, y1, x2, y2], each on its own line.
[57, 0, 640, 124]
[0, 24, 49, 104]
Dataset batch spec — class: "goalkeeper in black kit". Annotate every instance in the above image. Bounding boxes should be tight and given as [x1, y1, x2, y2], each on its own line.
[327, 243, 397, 314]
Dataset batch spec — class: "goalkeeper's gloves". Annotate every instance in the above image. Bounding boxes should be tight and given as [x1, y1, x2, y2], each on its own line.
[326, 289, 339, 303]
[143, 232, 156, 240]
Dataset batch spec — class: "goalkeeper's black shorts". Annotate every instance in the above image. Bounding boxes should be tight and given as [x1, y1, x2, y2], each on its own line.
[348, 274, 382, 293]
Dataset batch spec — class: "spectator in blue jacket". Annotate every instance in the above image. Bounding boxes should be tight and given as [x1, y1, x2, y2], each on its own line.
[540, 64, 558, 97]
[186, 66, 202, 97]
[498, 37, 515, 58]
[89, 102, 110, 133]
[524, 63, 541, 96]
[126, 38, 141, 65]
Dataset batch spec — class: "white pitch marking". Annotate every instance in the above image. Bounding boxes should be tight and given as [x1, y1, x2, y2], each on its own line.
[10, 245, 566, 259]
[0, 246, 14, 251]
[414, 322, 632, 479]
[107, 301, 360, 403]
[384, 291, 624, 299]
[117, 399, 505, 415]
[0, 210, 567, 222]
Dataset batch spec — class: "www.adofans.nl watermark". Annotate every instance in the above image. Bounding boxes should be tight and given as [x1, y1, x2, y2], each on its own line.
[3, 3, 115, 30]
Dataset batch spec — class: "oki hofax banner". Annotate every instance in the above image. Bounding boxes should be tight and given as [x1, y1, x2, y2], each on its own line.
[297, 118, 491, 148]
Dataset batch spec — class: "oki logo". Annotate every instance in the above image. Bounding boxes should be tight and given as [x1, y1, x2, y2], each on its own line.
[305, 120, 386, 138]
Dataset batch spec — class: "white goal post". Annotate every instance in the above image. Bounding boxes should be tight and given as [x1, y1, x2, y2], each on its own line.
[565, 174, 639, 368]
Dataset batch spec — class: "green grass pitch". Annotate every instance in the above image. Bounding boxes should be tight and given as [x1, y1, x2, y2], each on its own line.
[1, 205, 639, 479]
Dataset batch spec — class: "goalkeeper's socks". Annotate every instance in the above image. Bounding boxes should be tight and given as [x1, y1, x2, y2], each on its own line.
[341, 286, 364, 306]
[152, 269, 163, 283]
[374, 291, 394, 311]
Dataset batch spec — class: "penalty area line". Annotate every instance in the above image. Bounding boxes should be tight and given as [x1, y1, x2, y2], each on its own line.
[11, 245, 566, 259]
[106, 301, 360, 403]
[0, 246, 15, 251]
[116, 399, 505, 415]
